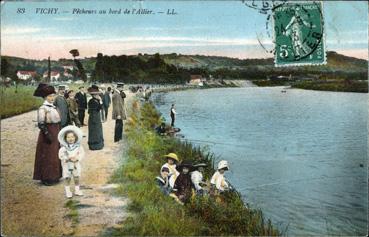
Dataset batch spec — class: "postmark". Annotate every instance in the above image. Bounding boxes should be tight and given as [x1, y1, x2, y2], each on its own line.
[241, 0, 287, 15]
[273, 2, 326, 67]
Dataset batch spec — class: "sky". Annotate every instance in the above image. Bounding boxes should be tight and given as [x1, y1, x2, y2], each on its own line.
[1, 1, 368, 60]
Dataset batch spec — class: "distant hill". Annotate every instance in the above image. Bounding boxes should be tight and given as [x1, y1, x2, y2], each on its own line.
[161, 51, 367, 72]
[1, 51, 367, 82]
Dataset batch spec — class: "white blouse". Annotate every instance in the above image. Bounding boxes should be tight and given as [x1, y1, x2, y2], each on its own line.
[191, 170, 204, 191]
[210, 171, 229, 191]
[38, 101, 61, 124]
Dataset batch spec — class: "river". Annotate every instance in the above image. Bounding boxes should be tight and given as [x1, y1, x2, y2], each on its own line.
[152, 87, 368, 236]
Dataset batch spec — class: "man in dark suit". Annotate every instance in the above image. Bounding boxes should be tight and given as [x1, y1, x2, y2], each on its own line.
[75, 86, 87, 126]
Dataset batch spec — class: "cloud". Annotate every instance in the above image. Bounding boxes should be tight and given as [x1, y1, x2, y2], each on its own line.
[3, 33, 273, 47]
[98, 36, 272, 46]
[1, 27, 52, 35]
[53, 17, 75, 21]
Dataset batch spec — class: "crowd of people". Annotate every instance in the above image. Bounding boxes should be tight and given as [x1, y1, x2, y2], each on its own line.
[32, 82, 127, 198]
[156, 152, 231, 205]
[31, 82, 231, 201]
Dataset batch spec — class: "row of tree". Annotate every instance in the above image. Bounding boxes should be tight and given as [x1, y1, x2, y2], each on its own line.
[92, 53, 194, 84]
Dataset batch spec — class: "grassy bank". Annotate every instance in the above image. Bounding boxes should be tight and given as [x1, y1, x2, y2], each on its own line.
[0, 86, 43, 119]
[251, 79, 287, 87]
[252, 79, 368, 93]
[109, 100, 280, 236]
[292, 80, 368, 93]
[0, 83, 93, 119]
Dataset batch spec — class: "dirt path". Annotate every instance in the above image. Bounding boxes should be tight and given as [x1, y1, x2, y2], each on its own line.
[1, 91, 133, 236]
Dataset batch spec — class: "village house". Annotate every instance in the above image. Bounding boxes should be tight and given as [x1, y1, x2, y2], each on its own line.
[63, 71, 73, 78]
[43, 71, 61, 82]
[189, 75, 206, 86]
[16, 71, 37, 81]
[62, 65, 74, 71]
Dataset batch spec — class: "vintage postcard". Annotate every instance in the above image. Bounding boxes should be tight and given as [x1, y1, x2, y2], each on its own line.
[1, 1, 368, 236]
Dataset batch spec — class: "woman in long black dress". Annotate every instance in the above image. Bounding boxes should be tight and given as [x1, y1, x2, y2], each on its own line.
[33, 83, 62, 185]
[87, 85, 104, 150]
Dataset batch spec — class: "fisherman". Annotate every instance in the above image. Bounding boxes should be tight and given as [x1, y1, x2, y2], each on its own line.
[170, 104, 176, 127]
[155, 122, 181, 137]
[155, 122, 167, 136]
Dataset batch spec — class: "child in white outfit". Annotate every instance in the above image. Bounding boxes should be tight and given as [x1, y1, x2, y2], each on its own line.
[58, 125, 85, 198]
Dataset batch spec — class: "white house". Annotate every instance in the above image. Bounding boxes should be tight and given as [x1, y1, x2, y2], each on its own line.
[63, 71, 73, 78]
[17, 71, 37, 81]
[63, 65, 74, 71]
[43, 71, 61, 82]
[189, 75, 205, 86]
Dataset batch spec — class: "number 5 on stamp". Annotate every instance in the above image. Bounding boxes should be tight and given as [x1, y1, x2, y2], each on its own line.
[273, 2, 326, 67]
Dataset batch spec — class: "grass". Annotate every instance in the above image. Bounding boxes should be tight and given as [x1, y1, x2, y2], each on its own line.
[0, 83, 93, 119]
[252, 79, 368, 93]
[292, 80, 368, 93]
[0, 85, 43, 119]
[64, 199, 80, 227]
[109, 100, 280, 236]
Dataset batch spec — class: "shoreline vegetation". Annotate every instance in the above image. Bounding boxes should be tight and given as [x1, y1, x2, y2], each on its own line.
[252, 79, 368, 93]
[109, 100, 281, 236]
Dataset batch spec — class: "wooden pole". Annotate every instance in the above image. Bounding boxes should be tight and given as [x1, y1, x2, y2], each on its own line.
[47, 56, 51, 82]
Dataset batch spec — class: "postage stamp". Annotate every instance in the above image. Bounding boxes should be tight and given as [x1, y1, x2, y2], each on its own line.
[273, 2, 326, 67]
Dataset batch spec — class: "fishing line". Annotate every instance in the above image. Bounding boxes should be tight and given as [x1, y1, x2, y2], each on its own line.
[180, 137, 246, 148]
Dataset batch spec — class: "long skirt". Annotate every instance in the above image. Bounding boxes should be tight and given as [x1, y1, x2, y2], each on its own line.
[88, 111, 104, 150]
[33, 124, 62, 182]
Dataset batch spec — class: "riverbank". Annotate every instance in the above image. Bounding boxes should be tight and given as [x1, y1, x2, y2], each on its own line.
[252, 79, 368, 93]
[292, 80, 368, 93]
[108, 99, 280, 236]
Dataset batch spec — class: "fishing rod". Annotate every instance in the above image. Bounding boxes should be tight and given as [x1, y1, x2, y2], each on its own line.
[237, 175, 363, 192]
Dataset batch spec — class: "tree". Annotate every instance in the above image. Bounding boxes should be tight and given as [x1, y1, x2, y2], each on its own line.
[69, 49, 80, 58]
[1, 58, 17, 80]
[69, 49, 87, 82]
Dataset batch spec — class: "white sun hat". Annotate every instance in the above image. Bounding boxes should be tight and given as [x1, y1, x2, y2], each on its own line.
[217, 160, 229, 170]
[58, 125, 83, 147]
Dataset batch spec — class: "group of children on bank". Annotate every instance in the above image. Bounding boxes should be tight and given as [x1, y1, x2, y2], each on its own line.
[156, 153, 230, 204]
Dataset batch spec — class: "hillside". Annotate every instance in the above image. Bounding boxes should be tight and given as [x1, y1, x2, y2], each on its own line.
[1, 51, 367, 83]
[161, 51, 367, 72]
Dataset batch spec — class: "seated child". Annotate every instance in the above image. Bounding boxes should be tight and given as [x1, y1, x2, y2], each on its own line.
[161, 153, 180, 188]
[58, 125, 85, 198]
[172, 161, 194, 204]
[155, 167, 172, 195]
[191, 163, 207, 195]
[210, 160, 230, 193]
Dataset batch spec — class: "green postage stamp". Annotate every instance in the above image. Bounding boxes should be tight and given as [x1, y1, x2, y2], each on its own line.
[273, 2, 326, 67]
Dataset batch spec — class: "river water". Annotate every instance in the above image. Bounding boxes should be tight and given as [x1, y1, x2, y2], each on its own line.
[152, 87, 368, 236]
